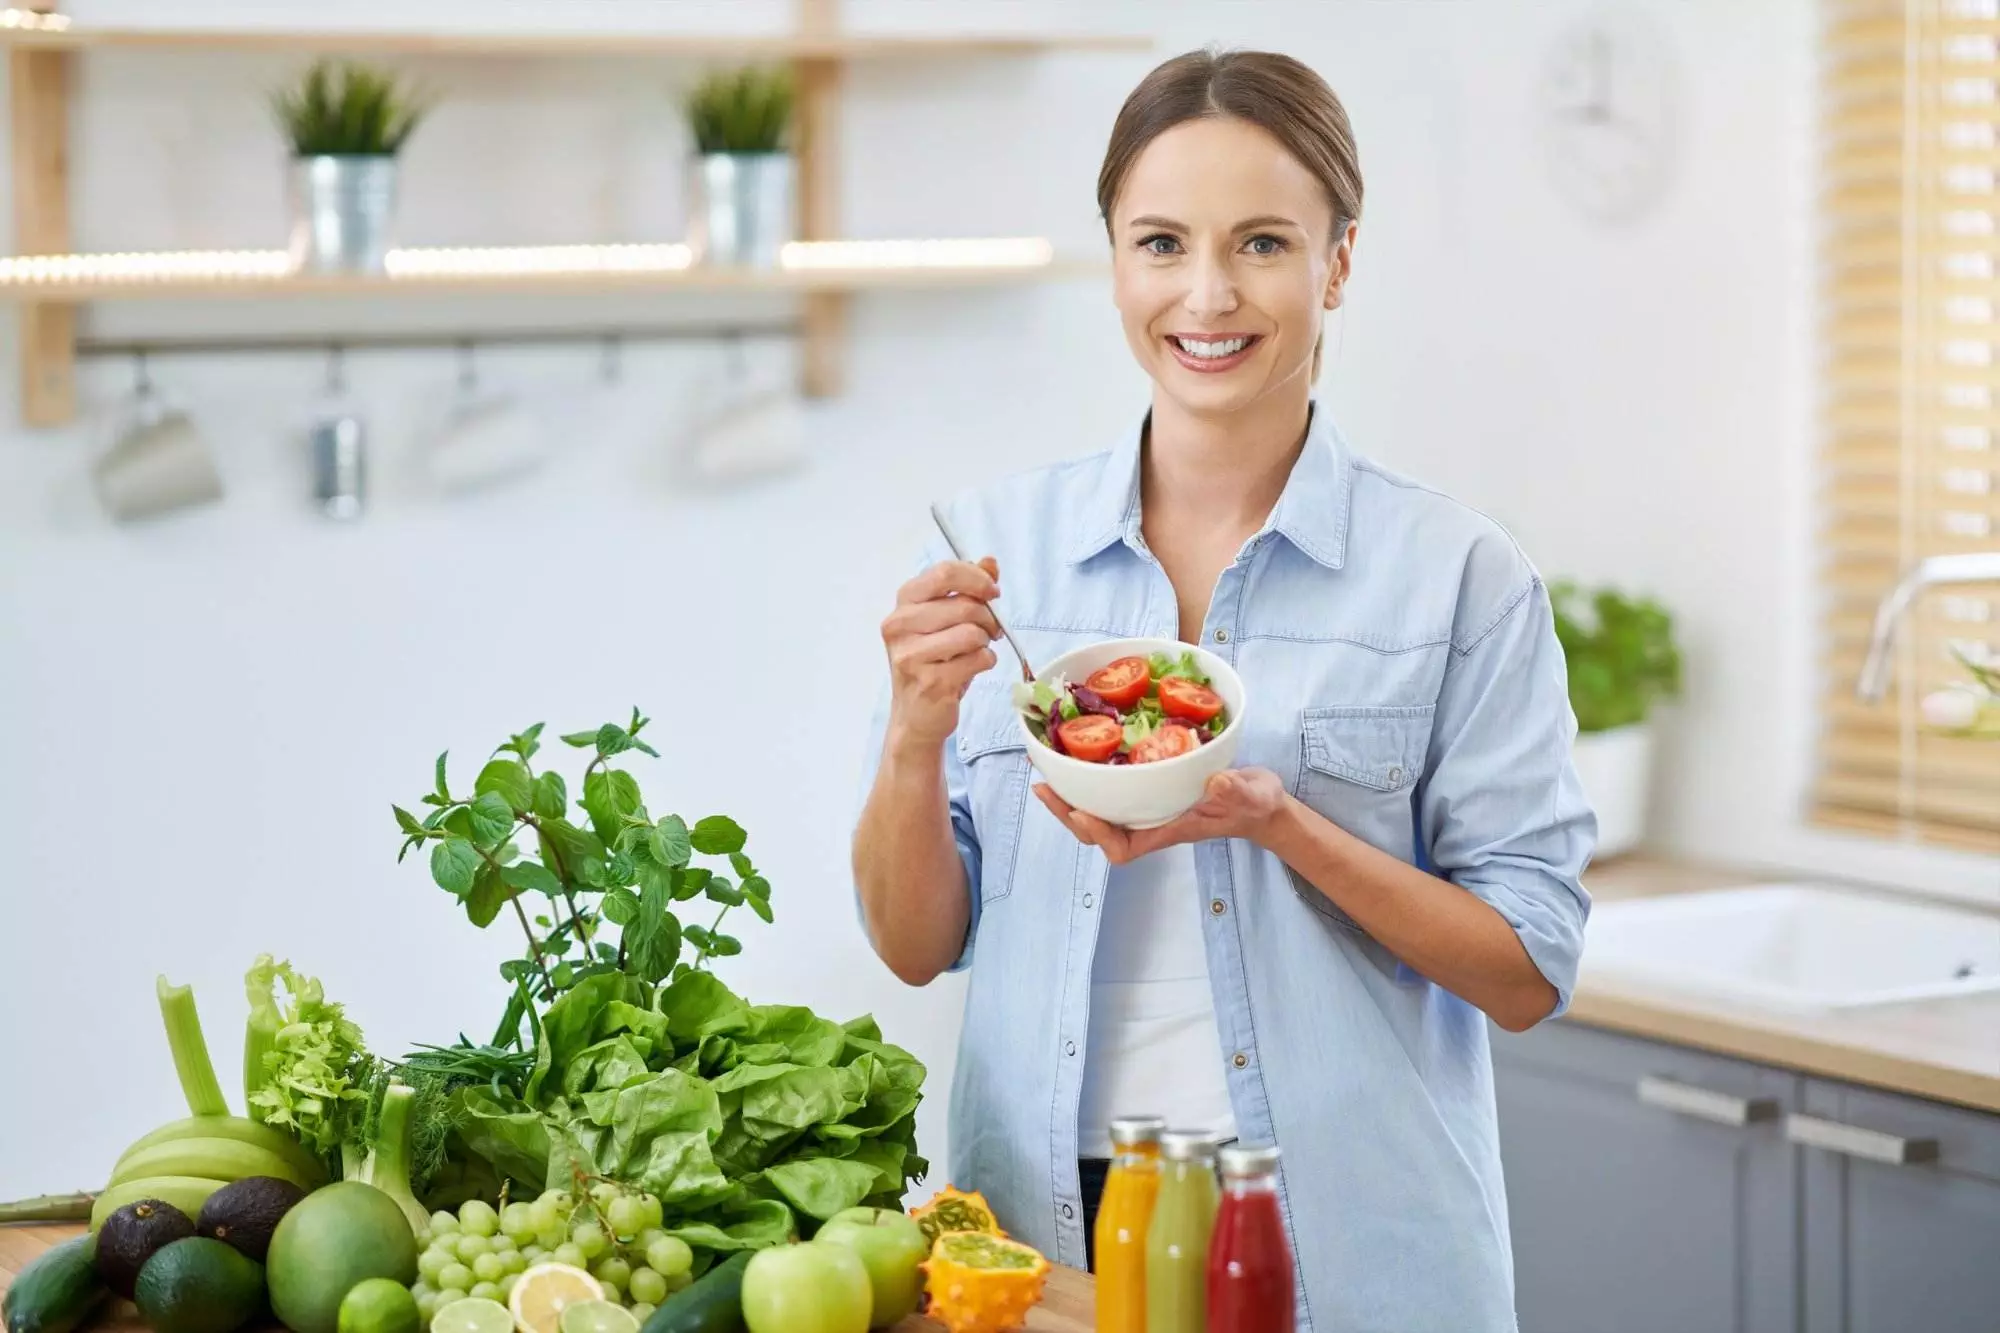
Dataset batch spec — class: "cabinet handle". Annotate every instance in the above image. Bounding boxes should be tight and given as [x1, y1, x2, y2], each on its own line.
[1784, 1113, 1940, 1165]
[1636, 1075, 1780, 1126]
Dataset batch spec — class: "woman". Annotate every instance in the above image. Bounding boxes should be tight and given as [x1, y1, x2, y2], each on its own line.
[853, 48, 1592, 1333]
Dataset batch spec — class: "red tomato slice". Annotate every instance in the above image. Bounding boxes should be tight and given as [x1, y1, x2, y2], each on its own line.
[1158, 676, 1224, 724]
[1084, 657, 1151, 709]
[1056, 714, 1125, 763]
[1129, 724, 1200, 765]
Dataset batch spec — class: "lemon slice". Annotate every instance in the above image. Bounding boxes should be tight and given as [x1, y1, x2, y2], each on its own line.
[508, 1265, 606, 1333]
[431, 1298, 515, 1333]
[557, 1300, 640, 1333]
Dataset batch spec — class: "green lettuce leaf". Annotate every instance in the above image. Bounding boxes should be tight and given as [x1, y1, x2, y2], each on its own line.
[757, 1157, 882, 1222]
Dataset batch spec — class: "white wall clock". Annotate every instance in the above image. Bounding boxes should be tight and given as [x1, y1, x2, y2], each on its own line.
[1538, 5, 1679, 227]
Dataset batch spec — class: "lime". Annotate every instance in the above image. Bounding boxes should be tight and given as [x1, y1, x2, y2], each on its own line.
[429, 1297, 515, 1333]
[338, 1280, 422, 1333]
[558, 1300, 640, 1333]
[508, 1264, 606, 1333]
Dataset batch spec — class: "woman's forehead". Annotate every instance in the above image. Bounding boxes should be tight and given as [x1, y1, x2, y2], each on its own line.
[1116, 118, 1331, 228]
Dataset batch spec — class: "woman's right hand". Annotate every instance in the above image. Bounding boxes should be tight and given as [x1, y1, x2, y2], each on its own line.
[881, 556, 1004, 750]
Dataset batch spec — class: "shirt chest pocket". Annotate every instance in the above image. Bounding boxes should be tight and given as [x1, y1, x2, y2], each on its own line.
[955, 685, 1032, 905]
[1286, 705, 1436, 931]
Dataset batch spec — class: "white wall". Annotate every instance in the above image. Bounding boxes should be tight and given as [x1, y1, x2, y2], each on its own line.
[4, 0, 1994, 1202]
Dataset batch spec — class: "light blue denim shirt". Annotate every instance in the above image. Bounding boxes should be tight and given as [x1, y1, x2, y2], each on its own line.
[858, 405, 1594, 1333]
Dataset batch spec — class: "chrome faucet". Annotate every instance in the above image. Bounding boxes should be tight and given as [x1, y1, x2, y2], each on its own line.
[1856, 551, 2000, 703]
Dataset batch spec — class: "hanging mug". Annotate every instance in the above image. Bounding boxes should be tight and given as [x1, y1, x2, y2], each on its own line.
[91, 361, 225, 523]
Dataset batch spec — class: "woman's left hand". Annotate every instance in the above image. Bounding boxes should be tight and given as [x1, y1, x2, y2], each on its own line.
[1032, 768, 1292, 864]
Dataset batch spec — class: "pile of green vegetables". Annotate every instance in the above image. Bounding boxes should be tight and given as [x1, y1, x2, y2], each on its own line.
[7, 711, 926, 1281]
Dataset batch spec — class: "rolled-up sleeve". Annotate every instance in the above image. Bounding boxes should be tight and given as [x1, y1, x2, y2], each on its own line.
[852, 540, 984, 973]
[1419, 574, 1596, 1015]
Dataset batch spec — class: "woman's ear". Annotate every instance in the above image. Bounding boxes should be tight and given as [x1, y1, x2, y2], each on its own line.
[1325, 221, 1357, 311]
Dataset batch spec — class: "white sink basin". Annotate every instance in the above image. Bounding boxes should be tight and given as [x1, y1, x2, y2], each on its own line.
[1582, 882, 2000, 1012]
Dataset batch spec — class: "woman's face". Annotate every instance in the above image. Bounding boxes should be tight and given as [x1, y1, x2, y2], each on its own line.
[1110, 115, 1354, 420]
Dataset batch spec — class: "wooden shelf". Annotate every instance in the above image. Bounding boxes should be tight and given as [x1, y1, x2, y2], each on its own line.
[0, 21, 1149, 60]
[0, 252, 1102, 301]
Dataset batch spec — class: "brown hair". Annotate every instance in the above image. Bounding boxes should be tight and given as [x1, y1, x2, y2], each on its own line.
[1097, 49, 1362, 377]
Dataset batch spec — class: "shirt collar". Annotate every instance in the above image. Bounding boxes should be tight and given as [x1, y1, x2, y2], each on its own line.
[1066, 402, 1352, 570]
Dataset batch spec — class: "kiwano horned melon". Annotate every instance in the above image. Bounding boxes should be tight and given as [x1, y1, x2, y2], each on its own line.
[910, 1186, 1002, 1246]
[923, 1232, 1051, 1333]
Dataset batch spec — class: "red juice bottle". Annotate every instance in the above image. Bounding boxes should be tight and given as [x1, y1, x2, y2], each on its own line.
[1206, 1144, 1293, 1333]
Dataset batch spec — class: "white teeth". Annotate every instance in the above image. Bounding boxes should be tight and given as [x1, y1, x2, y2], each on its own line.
[1174, 336, 1250, 359]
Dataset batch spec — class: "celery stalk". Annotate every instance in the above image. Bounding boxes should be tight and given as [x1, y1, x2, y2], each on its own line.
[243, 957, 283, 1123]
[346, 1081, 430, 1237]
[157, 975, 230, 1117]
[0, 1192, 95, 1223]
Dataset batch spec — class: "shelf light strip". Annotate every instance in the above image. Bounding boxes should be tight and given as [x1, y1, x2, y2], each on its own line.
[0, 8, 71, 31]
[0, 238, 1057, 287]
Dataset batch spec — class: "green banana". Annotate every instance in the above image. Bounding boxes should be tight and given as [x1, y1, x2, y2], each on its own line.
[113, 1115, 325, 1187]
[108, 1137, 313, 1193]
[87, 1177, 224, 1232]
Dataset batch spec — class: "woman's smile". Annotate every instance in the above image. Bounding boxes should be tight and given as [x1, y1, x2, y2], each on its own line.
[1164, 332, 1263, 373]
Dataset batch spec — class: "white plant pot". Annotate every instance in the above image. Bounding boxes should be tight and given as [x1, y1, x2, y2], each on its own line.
[1571, 722, 1654, 860]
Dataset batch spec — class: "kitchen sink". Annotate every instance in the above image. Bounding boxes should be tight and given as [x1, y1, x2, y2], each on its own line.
[1581, 882, 2000, 1011]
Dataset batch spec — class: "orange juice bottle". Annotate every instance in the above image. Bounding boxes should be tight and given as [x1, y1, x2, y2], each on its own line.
[1095, 1115, 1167, 1333]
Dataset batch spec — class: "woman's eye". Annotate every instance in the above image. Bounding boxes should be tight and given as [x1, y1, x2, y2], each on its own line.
[1140, 234, 1182, 255]
[1245, 235, 1286, 256]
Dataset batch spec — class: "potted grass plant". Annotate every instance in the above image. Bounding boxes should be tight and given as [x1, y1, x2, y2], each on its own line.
[275, 60, 428, 273]
[684, 65, 795, 268]
[1552, 581, 1683, 859]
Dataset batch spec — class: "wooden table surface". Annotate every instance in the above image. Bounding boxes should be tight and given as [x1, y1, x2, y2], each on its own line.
[2, 1225, 1093, 1333]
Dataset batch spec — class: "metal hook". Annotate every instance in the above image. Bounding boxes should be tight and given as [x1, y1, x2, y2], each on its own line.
[325, 343, 347, 396]
[131, 348, 153, 397]
[456, 339, 478, 393]
[600, 332, 623, 385]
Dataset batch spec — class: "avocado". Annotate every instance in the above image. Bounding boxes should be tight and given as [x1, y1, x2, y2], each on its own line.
[197, 1175, 306, 1262]
[95, 1198, 197, 1299]
[133, 1237, 265, 1333]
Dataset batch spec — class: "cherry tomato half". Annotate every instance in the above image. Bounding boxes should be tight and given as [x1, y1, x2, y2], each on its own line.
[1056, 713, 1125, 763]
[1129, 724, 1201, 764]
[1158, 676, 1224, 724]
[1084, 657, 1151, 709]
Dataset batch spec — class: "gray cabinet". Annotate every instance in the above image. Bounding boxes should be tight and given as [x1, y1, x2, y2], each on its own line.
[1493, 1020, 2000, 1333]
[1491, 1022, 1800, 1333]
[1798, 1081, 2000, 1333]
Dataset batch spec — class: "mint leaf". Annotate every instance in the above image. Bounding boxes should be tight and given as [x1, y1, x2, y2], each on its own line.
[742, 875, 771, 903]
[434, 751, 452, 802]
[607, 849, 637, 888]
[561, 729, 598, 747]
[502, 862, 562, 897]
[466, 865, 512, 927]
[532, 772, 568, 819]
[748, 894, 775, 924]
[468, 791, 516, 846]
[652, 815, 693, 868]
[691, 816, 747, 856]
[431, 839, 480, 896]
[674, 867, 712, 902]
[705, 878, 746, 907]
[729, 852, 755, 879]
[583, 770, 643, 844]
[476, 759, 534, 814]
[706, 933, 742, 958]
[683, 925, 714, 952]
[393, 805, 425, 837]
[601, 888, 642, 926]
[596, 724, 633, 756]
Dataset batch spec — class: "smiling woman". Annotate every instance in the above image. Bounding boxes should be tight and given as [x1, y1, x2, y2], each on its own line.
[852, 46, 1594, 1333]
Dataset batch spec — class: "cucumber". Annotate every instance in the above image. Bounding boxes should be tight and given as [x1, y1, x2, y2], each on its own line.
[109, 1138, 313, 1193]
[639, 1252, 752, 1333]
[89, 1177, 227, 1233]
[115, 1116, 326, 1188]
[3, 1235, 107, 1333]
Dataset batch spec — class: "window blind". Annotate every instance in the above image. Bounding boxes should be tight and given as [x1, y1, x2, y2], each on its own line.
[1818, 0, 2000, 851]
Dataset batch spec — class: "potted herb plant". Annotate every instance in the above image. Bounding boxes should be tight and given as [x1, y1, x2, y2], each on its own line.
[684, 65, 795, 268]
[1551, 581, 1683, 859]
[275, 60, 427, 274]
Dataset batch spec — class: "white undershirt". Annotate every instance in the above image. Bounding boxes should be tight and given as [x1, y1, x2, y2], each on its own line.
[1076, 844, 1239, 1158]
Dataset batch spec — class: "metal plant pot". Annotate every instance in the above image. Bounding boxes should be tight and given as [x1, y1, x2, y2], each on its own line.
[289, 154, 400, 274]
[687, 152, 794, 268]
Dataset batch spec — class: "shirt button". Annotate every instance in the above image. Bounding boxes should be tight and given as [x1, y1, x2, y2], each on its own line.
[1061, 1203, 1075, 1220]
[1065, 1040, 1077, 1056]
[1213, 628, 1230, 644]
[1387, 765, 1404, 785]
[1082, 893, 1095, 909]
[1210, 899, 1227, 916]
[1233, 1052, 1250, 1069]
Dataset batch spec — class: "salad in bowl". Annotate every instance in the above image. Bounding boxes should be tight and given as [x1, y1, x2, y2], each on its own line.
[1011, 637, 1247, 829]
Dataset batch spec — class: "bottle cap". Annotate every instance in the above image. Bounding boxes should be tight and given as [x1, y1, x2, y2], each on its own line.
[1108, 1116, 1167, 1147]
[1160, 1130, 1220, 1162]
[1218, 1143, 1282, 1177]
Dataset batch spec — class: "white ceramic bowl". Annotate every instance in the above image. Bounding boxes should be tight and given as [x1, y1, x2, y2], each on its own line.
[1018, 637, 1248, 829]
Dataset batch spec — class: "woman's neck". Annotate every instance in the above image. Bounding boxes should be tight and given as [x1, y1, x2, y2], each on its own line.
[1141, 388, 1312, 540]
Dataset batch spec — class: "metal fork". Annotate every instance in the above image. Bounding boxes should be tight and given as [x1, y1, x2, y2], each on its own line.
[929, 502, 1035, 683]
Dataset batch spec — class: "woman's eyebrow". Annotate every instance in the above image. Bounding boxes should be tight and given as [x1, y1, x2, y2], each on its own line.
[1125, 214, 1187, 232]
[1234, 214, 1303, 231]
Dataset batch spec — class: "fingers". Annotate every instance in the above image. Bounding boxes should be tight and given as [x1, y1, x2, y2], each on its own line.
[898, 558, 1000, 607]
[1033, 784, 1135, 863]
[883, 595, 1001, 642]
[892, 620, 997, 667]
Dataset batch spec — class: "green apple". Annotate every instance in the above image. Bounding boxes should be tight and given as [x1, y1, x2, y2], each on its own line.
[813, 1209, 930, 1328]
[741, 1242, 872, 1333]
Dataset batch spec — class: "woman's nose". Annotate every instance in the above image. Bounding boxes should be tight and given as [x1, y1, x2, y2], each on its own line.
[1182, 252, 1239, 319]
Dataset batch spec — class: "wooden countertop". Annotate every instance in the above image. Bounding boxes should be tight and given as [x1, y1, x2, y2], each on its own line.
[1565, 856, 2000, 1114]
[0, 1226, 1093, 1333]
